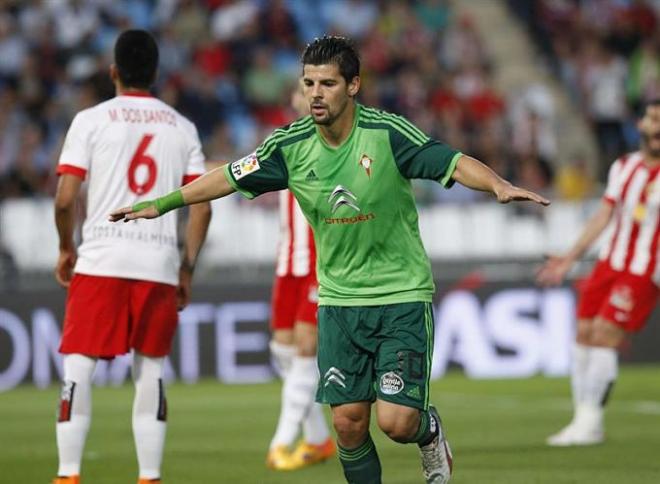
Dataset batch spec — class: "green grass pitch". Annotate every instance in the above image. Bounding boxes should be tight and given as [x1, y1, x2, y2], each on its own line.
[2, 366, 659, 483]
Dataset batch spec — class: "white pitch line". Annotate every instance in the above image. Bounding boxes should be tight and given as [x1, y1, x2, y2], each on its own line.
[439, 392, 660, 415]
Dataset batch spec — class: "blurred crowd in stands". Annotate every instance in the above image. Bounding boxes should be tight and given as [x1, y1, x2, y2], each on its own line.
[0, 0, 657, 205]
[510, 0, 660, 182]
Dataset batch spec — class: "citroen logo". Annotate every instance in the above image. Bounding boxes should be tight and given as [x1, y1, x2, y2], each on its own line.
[324, 367, 347, 388]
[328, 185, 360, 213]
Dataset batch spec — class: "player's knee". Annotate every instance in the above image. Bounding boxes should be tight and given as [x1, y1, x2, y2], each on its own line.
[377, 412, 417, 443]
[576, 319, 593, 345]
[590, 319, 625, 348]
[332, 411, 369, 444]
[293, 323, 317, 357]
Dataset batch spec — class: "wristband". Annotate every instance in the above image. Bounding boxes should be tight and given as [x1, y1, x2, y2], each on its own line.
[132, 189, 185, 215]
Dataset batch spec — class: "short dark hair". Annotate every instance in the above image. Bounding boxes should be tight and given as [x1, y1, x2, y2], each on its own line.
[301, 36, 360, 84]
[645, 98, 660, 110]
[114, 30, 159, 90]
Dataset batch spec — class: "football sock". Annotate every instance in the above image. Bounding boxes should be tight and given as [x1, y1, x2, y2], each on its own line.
[269, 341, 296, 379]
[584, 346, 618, 409]
[338, 434, 382, 484]
[303, 402, 331, 445]
[412, 409, 439, 446]
[270, 356, 318, 448]
[56, 354, 96, 476]
[571, 343, 591, 407]
[132, 354, 166, 480]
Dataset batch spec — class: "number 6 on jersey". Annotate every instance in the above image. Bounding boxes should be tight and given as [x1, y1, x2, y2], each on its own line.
[128, 134, 157, 195]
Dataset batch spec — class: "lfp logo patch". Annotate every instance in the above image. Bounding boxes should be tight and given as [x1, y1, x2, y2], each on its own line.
[380, 371, 404, 395]
[231, 152, 260, 180]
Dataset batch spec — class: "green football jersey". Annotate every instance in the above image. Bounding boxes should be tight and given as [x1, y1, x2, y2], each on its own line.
[224, 104, 461, 306]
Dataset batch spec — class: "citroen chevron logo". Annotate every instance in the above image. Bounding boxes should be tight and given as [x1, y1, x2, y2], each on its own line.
[324, 367, 346, 388]
[328, 185, 359, 213]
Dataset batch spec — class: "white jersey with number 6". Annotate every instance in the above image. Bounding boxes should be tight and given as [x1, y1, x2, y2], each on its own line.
[57, 93, 205, 285]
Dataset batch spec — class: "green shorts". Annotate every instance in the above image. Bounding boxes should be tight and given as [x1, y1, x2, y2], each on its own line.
[316, 302, 434, 410]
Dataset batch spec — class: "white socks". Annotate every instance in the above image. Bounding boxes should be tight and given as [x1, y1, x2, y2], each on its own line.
[570, 343, 618, 429]
[56, 354, 97, 476]
[132, 354, 167, 480]
[270, 341, 297, 378]
[270, 355, 329, 448]
[570, 343, 591, 406]
[303, 403, 331, 445]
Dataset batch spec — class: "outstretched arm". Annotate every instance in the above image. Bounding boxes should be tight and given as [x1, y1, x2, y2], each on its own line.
[451, 155, 550, 205]
[109, 165, 235, 222]
[536, 200, 615, 286]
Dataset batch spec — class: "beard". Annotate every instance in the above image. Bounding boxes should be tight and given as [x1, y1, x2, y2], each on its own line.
[641, 132, 660, 158]
[310, 98, 348, 126]
[311, 110, 335, 125]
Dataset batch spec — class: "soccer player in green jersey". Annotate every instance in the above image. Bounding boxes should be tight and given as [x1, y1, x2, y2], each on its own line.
[111, 36, 549, 484]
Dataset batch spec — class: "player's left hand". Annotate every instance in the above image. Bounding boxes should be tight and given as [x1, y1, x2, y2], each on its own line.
[177, 266, 192, 311]
[108, 204, 159, 222]
[55, 249, 76, 288]
[495, 182, 550, 206]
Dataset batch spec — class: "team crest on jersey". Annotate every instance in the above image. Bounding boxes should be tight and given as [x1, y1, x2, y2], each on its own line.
[359, 154, 375, 178]
[380, 371, 404, 395]
[231, 152, 260, 180]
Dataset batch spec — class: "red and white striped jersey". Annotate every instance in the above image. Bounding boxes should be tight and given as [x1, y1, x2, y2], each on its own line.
[275, 190, 316, 277]
[57, 93, 206, 285]
[599, 151, 660, 283]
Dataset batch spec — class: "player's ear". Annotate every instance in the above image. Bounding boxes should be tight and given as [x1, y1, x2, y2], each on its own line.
[347, 76, 360, 97]
[109, 64, 118, 83]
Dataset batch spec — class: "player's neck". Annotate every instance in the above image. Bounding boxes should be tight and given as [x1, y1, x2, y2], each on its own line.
[116, 86, 152, 97]
[318, 102, 356, 147]
[642, 149, 660, 167]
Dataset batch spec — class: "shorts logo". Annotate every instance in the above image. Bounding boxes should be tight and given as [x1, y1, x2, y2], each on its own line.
[405, 385, 422, 400]
[308, 285, 319, 303]
[231, 152, 260, 180]
[380, 371, 404, 395]
[610, 285, 634, 312]
[324, 367, 346, 388]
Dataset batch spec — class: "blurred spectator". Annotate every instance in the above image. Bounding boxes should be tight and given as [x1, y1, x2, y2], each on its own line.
[509, 0, 660, 181]
[0, 0, 565, 205]
[555, 155, 597, 200]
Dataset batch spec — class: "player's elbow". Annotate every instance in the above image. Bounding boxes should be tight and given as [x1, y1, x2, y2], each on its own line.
[54, 195, 75, 215]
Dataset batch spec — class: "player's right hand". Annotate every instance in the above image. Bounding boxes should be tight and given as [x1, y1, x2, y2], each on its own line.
[108, 203, 159, 222]
[55, 249, 76, 288]
[536, 255, 573, 287]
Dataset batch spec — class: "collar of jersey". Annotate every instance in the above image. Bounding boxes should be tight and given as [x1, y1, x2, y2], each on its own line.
[118, 91, 154, 98]
[315, 103, 361, 153]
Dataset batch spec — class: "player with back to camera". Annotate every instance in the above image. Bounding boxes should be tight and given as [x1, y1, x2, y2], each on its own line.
[537, 99, 660, 446]
[53, 30, 211, 484]
[110, 36, 549, 484]
[266, 87, 336, 471]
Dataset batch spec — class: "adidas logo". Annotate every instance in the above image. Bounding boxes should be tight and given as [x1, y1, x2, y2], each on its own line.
[305, 169, 319, 181]
[406, 386, 421, 400]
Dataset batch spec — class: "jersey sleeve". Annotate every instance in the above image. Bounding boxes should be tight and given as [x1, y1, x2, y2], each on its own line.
[57, 112, 93, 179]
[603, 157, 624, 204]
[223, 134, 289, 199]
[182, 123, 206, 185]
[386, 114, 461, 187]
